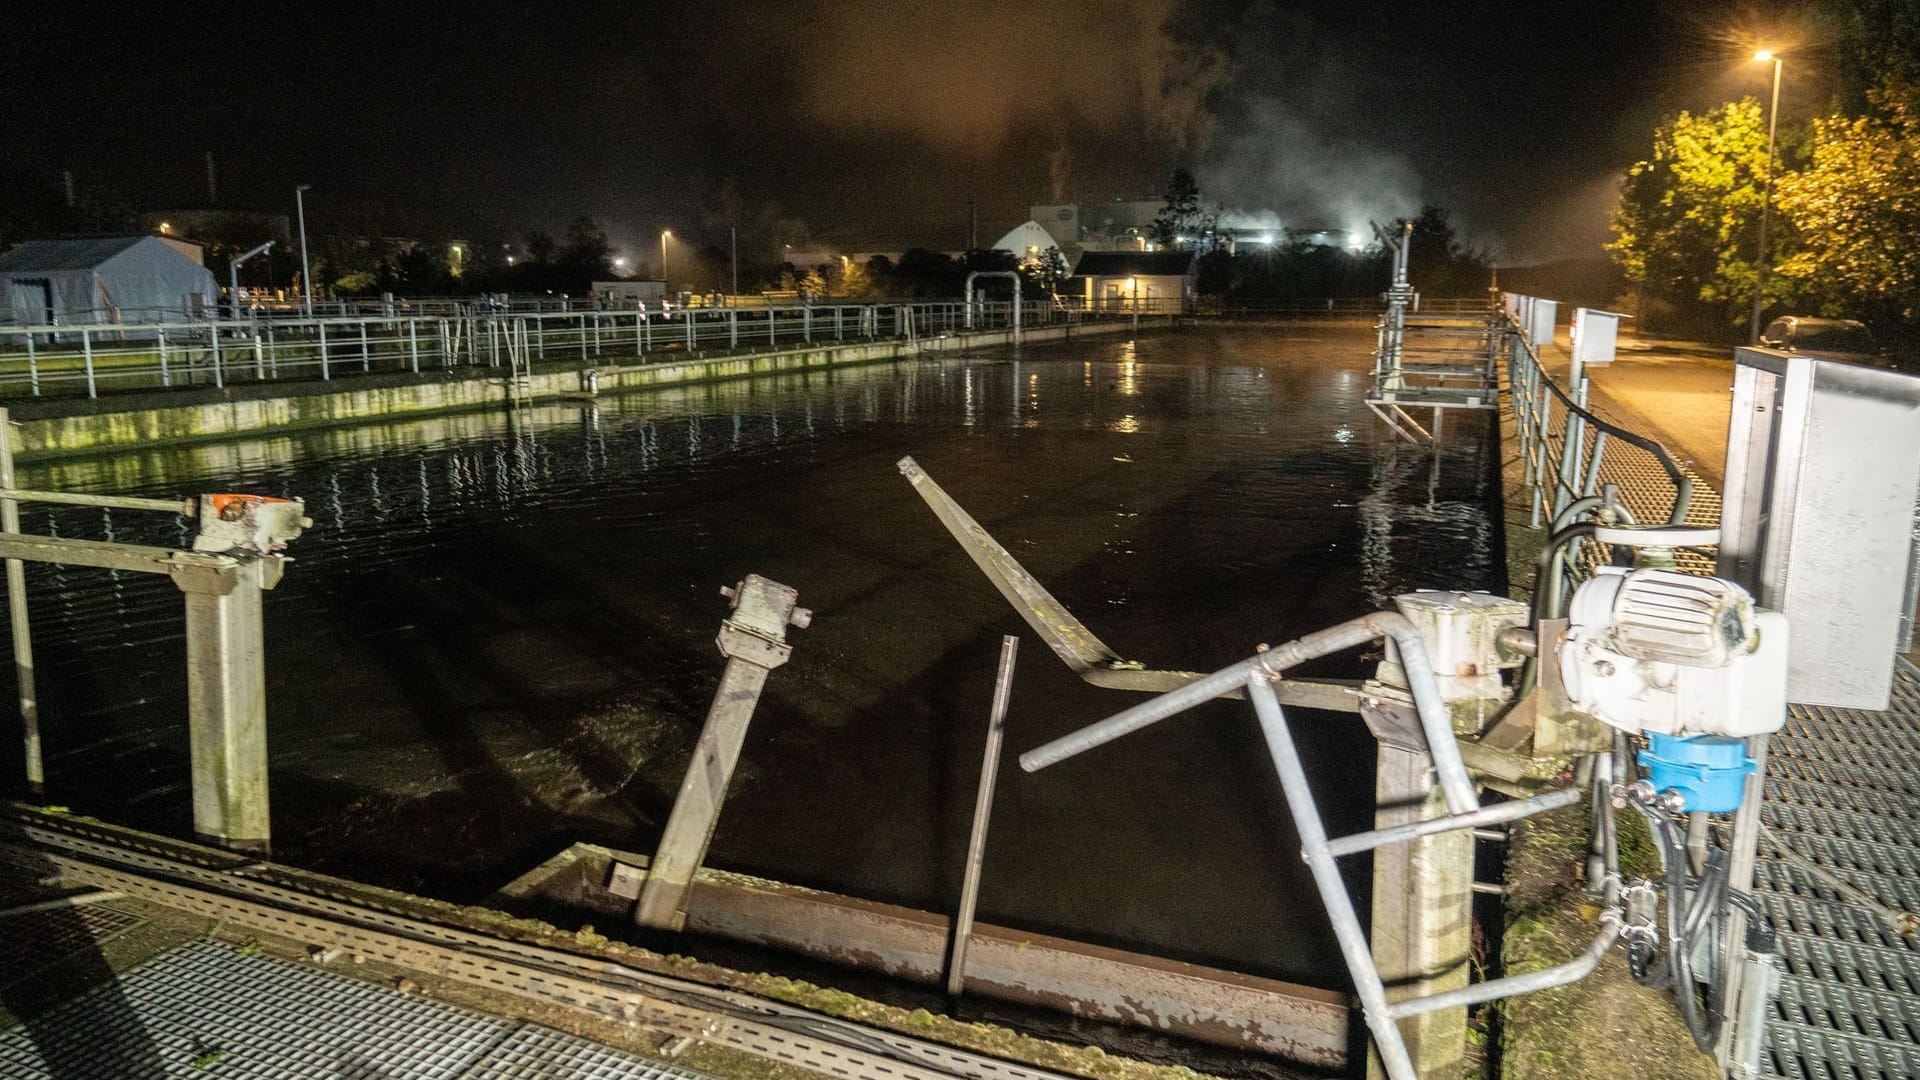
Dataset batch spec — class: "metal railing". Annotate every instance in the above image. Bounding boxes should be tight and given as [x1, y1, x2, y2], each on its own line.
[1214, 296, 1493, 318]
[1505, 320, 1694, 532]
[0, 299, 1110, 400]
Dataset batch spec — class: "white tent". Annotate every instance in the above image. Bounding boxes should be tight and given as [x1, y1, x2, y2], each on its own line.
[0, 236, 218, 326]
[990, 221, 1065, 264]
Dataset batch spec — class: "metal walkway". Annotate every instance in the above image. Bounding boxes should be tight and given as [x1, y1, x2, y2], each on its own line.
[0, 934, 711, 1079]
[1759, 662, 1920, 1080]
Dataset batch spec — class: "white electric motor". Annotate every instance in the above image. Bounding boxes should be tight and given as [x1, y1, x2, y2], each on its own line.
[1559, 568, 1788, 738]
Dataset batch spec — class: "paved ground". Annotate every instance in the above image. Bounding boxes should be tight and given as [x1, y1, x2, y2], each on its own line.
[1585, 339, 1736, 487]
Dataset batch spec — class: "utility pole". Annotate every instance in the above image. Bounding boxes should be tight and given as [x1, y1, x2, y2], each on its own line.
[295, 185, 313, 317]
[730, 226, 739, 300]
[1749, 50, 1784, 344]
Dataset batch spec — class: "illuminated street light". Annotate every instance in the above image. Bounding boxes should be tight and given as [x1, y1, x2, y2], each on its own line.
[660, 229, 672, 288]
[1750, 48, 1783, 343]
[613, 256, 629, 270]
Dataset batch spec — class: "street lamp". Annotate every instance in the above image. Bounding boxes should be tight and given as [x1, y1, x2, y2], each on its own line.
[660, 229, 672, 288]
[294, 185, 312, 317]
[1750, 48, 1783, 344]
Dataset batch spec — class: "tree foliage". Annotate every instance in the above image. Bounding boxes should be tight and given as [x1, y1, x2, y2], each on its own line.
[1149, 168, 1216, 248]
[1775, 96, 1920, 321]
[1607, 99, 1784, 333]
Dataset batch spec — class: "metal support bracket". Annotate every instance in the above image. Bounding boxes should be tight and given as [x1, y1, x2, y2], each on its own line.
[634, 574, 810, 930]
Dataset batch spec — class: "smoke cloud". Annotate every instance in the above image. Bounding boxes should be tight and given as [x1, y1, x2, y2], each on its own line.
[1202, 98, 1424, 235]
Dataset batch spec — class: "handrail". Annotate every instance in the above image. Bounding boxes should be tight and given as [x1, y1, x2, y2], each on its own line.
[1506, 324, 1693, 527]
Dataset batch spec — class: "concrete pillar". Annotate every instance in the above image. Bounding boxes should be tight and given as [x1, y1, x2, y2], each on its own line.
[170, 555, 280, 854]
[1369, 745, 1473, 1079]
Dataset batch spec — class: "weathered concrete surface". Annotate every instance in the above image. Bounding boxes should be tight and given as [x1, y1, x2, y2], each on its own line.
[9, 319, 1145, 462]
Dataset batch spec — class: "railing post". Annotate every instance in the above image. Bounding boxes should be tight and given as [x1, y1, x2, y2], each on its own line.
[803, 306, 812, 343]
[25, 332, 40, 396]
[729, 308, 739, 349]
[0, 410, 42, 795]
[252, 325, 266, 380]
[360, 320, 371, 373]
[82, 328, 99, 397]
[769, 308, 777, 346]
[318, 322, 331, 381]
[686, 309, 695, 350]
[408, 320, 420, 373]
[155, 326, 168, 389]
[579, 313, 589, 360]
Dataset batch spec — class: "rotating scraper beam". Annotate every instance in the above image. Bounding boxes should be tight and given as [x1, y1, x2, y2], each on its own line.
[896, 457, 1363, 713]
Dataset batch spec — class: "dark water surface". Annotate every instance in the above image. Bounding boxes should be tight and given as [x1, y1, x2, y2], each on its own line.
[5, 325, 1499, 991]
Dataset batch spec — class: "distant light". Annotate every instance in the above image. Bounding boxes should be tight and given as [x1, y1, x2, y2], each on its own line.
[1259, 234, 1273, 245]
[1348, 236, 1365, 251]
[1753, 48, 1774, 62]
[613, 257, 628, 268]
[158, 222, 172, 234]
[451, 244, 462, 253]
[506, 256, 515, 265]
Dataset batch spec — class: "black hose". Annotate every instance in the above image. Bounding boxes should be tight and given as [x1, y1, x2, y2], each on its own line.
[1654, 811, 1718, 1052]
[1518, 521, 1600, 694]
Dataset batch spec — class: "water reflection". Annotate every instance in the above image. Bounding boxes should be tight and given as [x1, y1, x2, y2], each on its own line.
[5, 328, 1498, 991]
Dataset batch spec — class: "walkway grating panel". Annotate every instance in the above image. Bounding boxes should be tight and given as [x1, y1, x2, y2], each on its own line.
[0, 937, 711, 1079]
[1759, 661, 1920, 1080]
[0, 889, 143, 991]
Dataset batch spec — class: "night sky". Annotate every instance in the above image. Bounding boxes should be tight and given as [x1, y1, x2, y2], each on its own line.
[5, 1, 1836, 263]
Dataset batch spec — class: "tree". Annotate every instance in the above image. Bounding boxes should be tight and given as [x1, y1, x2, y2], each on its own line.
[1775, 94, 1920, 324]
[1149, 168, 1215, 248]
[831, 257, 873, 297]
[1020, 246, 1070, 296]
[523, 230, 557, 265]
[557, 217, 612, 282]
[1608, 99, 1789, 334]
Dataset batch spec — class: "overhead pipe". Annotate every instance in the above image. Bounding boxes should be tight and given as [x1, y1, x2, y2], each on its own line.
[963, 270, 1022, 345]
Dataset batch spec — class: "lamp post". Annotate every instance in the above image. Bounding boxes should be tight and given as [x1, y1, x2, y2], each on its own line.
[1749, 49, 1783, 344]
[295, 185, 313, 318]
[660, 229, 672, 290]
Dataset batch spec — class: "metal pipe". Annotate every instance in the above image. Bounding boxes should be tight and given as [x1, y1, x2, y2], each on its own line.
[1388, 909, 1622, 1019]
[947, 635, 1018, 996]
[1022, 611, 1479, 816]
[0, 489, 192, 515]
[1326, 787, 1579, 857]
[1243, 675, 1419, 1080]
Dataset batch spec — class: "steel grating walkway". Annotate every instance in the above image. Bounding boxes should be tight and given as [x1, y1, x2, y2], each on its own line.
[0, 936, 713, 1079]
[1759, 663, 1920, 1080]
